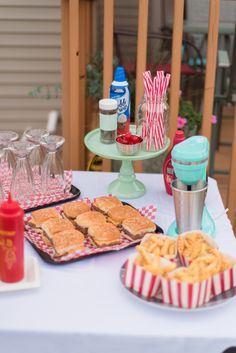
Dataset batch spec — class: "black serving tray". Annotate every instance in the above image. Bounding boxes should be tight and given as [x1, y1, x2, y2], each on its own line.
[24, 184, 81, 213]
[25, 199, 163, 265]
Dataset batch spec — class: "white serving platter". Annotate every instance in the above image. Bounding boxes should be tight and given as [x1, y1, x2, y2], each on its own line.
[0, 256, 40, 293]
[120, 263, 236, 312]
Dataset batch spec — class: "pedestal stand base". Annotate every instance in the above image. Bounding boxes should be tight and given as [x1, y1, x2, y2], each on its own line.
[108, 178, 146, 199]
[108, 160, 146, 199]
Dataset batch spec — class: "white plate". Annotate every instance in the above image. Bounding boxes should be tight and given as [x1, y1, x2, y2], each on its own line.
[0, 256, 40, 293]
[120, 263, 236, 312]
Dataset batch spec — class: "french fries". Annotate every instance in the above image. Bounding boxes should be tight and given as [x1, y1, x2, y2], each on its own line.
[167, 251, 236, 283]
[135, 245, 176, 276]
[177, 231, 216, 261]
[141, 234, 176, 259]
[131, 230, 235, 286]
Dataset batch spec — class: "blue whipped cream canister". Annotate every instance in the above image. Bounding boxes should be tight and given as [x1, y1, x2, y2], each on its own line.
[109, 66, 131, 135]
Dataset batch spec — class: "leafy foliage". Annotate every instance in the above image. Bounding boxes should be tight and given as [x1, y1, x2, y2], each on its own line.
[86, 52, 119, 101]
[28, 83, 61, 99]
[179, 99, 202, 135]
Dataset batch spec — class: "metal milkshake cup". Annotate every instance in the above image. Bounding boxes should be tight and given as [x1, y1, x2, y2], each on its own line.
[172, 180, 208, 233]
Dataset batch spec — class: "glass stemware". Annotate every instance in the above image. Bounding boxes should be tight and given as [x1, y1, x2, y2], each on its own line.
[41, 135, 65, 194]
[24, 128, 49, 175]
[0, 131, 19, 172]
[8, 141, 36, 203]
[0, 131, 19, 196]
[0, 147, 4, 202]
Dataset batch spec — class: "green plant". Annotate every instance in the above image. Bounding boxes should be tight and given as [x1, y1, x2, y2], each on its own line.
[86, 51, 119, 101]
[178, 99, 202, 136]
[86, 51, 136, 120]
[28, 83, 61, 99]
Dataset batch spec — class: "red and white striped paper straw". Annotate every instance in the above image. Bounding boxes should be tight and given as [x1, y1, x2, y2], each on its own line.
[142, 70, 171, 151]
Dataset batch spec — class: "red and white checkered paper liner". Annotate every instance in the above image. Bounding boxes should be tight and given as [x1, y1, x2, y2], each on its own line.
[1, 161, 74, 210]
[24, 198, 157, 263]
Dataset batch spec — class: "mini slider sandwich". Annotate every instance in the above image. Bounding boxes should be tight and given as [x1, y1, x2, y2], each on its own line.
[62, 201, 90, 222]
[107, 205, 140, 226]
[92, 196, 122, 215]
[28, 208, 61, 228]
[88, 222, 121, 247]
[122, 216, 156, 240]
[74, 211, 107, 235]
[41, 218, 74, 243]
[51, 229, 85, 257]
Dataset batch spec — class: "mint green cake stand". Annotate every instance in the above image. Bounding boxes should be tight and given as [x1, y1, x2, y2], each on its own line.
[84, 128, 170, 199]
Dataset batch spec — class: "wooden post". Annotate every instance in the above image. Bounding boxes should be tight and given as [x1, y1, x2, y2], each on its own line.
[61, 0, 70, 169]
[135, 0, 149, 120]
[134, 0, 149, 173]
[102, 0, 114, 171]
[227, 104, 236, 227]
[68, 0, 85, 170]
[202, 0, 220, 143]
[169, 0, 184, 144]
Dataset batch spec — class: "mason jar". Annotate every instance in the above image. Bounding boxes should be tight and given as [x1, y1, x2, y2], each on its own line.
[136, 94, 169, 151]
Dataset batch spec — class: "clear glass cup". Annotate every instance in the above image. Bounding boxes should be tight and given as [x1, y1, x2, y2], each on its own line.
[8, 141, 36, 203]
[0, 180, 4, 203]
[24, 128, 49, 175]
[0, 131, 19, 171]
[136, 94, 169, 151]
[0, 131, 19, 194]
[0, 146, 5, 202]
[41, 135, 65, 194]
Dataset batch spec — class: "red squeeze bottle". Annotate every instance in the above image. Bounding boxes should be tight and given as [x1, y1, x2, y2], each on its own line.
[0, 193, 24, 283]
[163, 130, 185, 195]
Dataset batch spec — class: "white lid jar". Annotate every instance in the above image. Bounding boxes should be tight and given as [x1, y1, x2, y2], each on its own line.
[99, 99, 118, 144]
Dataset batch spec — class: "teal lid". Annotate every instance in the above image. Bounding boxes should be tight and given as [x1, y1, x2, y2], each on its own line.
[171, 136, 209, 163]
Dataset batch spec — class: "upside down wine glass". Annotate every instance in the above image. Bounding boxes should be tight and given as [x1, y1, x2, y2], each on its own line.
[0, 131, 19, 201]
[8, 141, 36, 203]
[41, 135, 65, 194]
[0, 131, 19, 175]
[24, 128, 49, 175]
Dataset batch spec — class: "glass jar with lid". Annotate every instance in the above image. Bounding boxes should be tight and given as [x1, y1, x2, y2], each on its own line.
[99, 98, 118, 144]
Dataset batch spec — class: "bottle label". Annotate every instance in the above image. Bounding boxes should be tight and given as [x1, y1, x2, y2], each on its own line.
[0, 237, 17, 270]
[99, 113, 117, 131]
[0, 230, 15, 236]
[110, 85, 130, 134]
[166, 161, 176, 184]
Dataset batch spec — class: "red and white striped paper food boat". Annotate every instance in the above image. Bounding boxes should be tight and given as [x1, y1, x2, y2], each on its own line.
[161, 272, 212, 309]
[124, 253, 173, 299]
[177, 231, 218, 267]
[211, 255, 236, 297]
[141, 233, 178, 262]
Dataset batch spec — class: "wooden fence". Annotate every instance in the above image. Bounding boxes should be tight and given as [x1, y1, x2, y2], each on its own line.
[61, 0, 220, 170]
[61, 0, 236, 225]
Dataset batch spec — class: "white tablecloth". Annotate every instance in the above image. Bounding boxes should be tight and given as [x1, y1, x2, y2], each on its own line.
[1, 172, 236, 353]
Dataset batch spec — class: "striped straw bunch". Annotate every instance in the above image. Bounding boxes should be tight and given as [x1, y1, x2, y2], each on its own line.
[142, 70, 171, 151]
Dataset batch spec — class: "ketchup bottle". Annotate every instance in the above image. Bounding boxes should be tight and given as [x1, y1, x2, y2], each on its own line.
[0, 193, 24, 283]
[163, 130, 185, 195]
